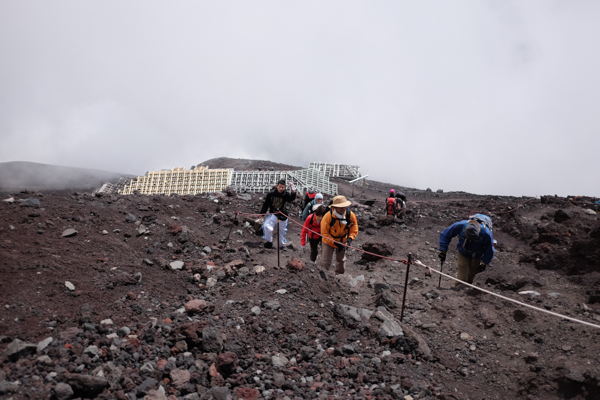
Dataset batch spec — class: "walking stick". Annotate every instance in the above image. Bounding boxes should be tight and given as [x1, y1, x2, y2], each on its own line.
[400, 253, 412, 323]
[438, 259, 444, 288]
[277, 220, 280, 268]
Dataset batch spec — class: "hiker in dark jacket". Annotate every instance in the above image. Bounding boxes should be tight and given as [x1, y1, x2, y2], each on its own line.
[438, 217, 494, 286]
[260, 179, 297, 248]
[395, 192, 407, 219]
[302, 193, 324, 221]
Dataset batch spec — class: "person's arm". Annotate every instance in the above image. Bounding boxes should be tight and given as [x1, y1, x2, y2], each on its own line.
[481, 230, 495, 265]
[439, 221, 465, 251]
[260, 192, 272, 214]
[302, 202, 311, 220]
[348, 211, 359, 240]
[301, 218, 310, 246]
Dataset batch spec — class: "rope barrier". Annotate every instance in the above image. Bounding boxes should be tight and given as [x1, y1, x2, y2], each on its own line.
[258, 210, 600, 330]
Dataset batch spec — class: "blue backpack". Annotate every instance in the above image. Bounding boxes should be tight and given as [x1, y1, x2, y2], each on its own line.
[459, 214, 492, 244]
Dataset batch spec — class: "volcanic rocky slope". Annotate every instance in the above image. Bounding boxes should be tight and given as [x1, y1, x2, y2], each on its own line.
[1, 165, 600, 400]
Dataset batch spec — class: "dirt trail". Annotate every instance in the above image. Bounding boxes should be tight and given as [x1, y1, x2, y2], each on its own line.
[1, 168, 600, 400]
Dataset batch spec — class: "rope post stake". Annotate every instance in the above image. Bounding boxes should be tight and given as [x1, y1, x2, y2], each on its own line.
[277, 220, 280, 268]
[438, 259, 444, 289]
[400, 253, 412, 322]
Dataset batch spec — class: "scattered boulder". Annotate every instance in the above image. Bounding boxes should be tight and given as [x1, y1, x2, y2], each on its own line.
[361, 242, 393, 262]
[61, 229, 78, 238]
[3, 339, 37, 361]
[554, 210, 570, 223]
[185, 299, 211, 314]
[63, 374, 109, 397]
[170, 260, 184, 270]
[202, 327, 223, 353]
[286, 258, 304, 271]
[54, 382, 74, 400]
[21, 198, 41, 208]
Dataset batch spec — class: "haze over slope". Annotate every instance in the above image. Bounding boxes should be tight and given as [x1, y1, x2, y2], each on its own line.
[0, 161, 130, 192]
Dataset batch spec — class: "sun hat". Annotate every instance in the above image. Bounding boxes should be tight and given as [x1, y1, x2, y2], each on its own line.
[331, 195, 351, 208]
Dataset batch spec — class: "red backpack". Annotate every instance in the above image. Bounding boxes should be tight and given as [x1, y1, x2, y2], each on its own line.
[386, 197, 395, 215]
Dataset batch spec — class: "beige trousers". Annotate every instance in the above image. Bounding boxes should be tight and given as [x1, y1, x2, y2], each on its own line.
[321, 244, 346, 274]
[456, 252, 481, 287]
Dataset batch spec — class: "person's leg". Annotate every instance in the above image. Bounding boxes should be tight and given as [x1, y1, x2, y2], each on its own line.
[455, 252, 470, 287]
[334, 247, 347, 274]
[309, 238, 319, 262]
[321, 244, 334, 271]
[278, 218, 288, 246]
[262, 215, 277, 245]
[467, 257, 481, 284]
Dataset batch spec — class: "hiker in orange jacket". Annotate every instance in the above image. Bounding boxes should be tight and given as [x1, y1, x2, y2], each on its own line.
[320, 195, 359, 276]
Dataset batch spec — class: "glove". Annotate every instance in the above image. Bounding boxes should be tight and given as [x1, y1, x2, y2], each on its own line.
[301, 245, 306, 254]
[289, 182, 296, 192]
[346, 238, 353, 248]
[438, 250, 447, 263]
[477, 263, 487, 273]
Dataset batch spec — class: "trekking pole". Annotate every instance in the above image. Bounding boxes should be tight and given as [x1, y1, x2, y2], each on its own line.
[400, 253, 412, 322]
[438, 259, 444, 289]
[277, 220, 280, 268]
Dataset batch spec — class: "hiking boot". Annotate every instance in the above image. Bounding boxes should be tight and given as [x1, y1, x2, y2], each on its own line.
[319, 270, 328, 280]
[264, 242, 273, 249]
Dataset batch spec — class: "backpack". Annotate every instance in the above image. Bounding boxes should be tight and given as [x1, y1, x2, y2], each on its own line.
[459, 214, 492, 243]
[469, 214, 492, 230]
[386, 197, 396, 215]
[303, 191, 316, 209]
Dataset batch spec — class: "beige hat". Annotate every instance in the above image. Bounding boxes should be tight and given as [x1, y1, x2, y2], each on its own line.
[331, 195, 351, 208]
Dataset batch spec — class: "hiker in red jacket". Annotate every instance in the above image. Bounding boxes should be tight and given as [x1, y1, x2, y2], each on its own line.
[300, 205, 327, 264]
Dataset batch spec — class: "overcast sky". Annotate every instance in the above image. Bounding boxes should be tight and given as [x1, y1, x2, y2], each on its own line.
[1, 1, 599, 197]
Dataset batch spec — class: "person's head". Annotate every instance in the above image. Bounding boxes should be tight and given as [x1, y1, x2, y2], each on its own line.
[331, 195, 352, 214]
[276, 179, 286, 193]
[389, 189, 395, 197]
[464, 221, 481, 240]
[315, 193, 323, 204]
[313, 204, 327, 219]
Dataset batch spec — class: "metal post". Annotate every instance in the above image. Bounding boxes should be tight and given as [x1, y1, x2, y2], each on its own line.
[400, 253, 412, 322]
[277, 220, 280, 268]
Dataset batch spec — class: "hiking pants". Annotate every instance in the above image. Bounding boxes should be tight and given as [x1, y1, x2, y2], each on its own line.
[456, 252, 481, 287]
[262, 214, 288, 246]
[321, 243, 346, 275]
[309, 237, 321, 262]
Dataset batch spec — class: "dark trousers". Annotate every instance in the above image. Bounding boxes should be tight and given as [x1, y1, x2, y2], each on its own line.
[309, 238, 321, 262]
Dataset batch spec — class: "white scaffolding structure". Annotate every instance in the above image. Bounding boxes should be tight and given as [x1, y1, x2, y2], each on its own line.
[114, 162, 353, 196]
[229, 169, 338, 195]
[288, 169, 338, 195]
[308, 162, 361, 179]
[229, 170, 289, 193]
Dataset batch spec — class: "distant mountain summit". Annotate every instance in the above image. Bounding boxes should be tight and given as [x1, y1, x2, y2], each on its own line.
[0, 161, 132, 192]
[200, 157, 300, 171]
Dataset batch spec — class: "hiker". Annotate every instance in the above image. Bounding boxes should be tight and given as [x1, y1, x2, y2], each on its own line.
[320, 195, 359, 275]
[384, 189, 396, 216]
[395, 191, 407, 219]
[302, 193, 324, 221]
[260, 179, 297, 248]
[301, 205, 327, 264]
[438, 214, 495, 287]
[302, 190, 317, 212]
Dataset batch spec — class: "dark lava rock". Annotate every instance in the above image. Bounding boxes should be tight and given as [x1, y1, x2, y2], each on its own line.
[361, 242, 393, 262]
[554, 210, 570, 223]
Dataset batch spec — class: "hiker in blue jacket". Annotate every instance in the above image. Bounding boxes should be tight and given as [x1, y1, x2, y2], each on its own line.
[302, 193, 324, 221]
[438, 216, 495, 287]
